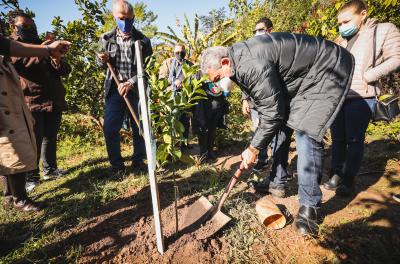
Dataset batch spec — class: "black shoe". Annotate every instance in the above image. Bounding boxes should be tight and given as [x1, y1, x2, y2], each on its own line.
[323, 173, 342, 191]
[293, 205, 319, 236]
[269, 183, 286, 198]
[335, 184, 355, 197]
[251, 179, 269, 194]
[207, 150, 217, 161]
[282, 173, 294, 182]
[42, 168, 67, 180]
[252, 161, 268, 173]
[181, 143, 193, 150]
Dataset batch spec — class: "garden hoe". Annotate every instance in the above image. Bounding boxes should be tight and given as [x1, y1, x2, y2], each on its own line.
[106, 62, 142, 135]
[181, 162, 245, 239]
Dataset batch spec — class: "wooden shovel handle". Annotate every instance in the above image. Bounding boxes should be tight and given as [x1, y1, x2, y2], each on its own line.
[106, 62, 142, 134]
[215, 162, 245, 211]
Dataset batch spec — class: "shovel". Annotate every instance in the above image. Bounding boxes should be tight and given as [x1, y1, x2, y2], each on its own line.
[181, 162, 245, 239]
[106, 62, 142, 135]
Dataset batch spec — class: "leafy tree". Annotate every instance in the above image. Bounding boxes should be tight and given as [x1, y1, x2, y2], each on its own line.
[306, 0, 400, 39]
[230, 0, 271, 40]
[52, 0, 107, 128]
[198, 7, 228, 34]
[0, 0, 35, 35]
[155, 14, 236, 63]
[146, 59, 207, 166]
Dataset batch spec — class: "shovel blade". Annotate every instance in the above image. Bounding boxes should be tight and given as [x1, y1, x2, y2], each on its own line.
[182, 196, 213, 229]
[196, 209, 231, 240]
[181, 196, 231, 239]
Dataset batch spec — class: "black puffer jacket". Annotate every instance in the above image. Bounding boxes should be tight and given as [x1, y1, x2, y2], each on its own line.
[229, 33, 354, 149]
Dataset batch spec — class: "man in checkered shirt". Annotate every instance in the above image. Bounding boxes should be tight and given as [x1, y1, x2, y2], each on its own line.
[97, 0, 152, 176]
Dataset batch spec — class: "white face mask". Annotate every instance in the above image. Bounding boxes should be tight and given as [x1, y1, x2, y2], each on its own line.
[254, 30, 267, 36]
[217, 77, 234, 93]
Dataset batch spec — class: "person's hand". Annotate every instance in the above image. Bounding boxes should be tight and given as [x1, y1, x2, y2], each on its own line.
[174, 79, 182, 89]
[241, 145, 259, 169]
[43, 39, 62, 64]
[97, 52, 109, 64]
[25, 57, 40, 67]
[118, 81, 132, 97]
[48, 40, 71, 57]
[242, 99, 250, 117]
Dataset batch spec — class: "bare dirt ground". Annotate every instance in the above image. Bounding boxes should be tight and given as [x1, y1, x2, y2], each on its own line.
[28, 138, 399, 264]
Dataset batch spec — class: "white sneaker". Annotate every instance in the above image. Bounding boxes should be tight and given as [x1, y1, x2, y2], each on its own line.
[25, 181, 39, 193]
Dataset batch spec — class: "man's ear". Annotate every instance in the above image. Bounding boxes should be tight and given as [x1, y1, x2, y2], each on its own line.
[360, 9, 368, 21]
[220, 57, 231, 67]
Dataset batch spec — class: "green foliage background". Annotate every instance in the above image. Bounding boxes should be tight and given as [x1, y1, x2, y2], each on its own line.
[1, 0, 399, 166]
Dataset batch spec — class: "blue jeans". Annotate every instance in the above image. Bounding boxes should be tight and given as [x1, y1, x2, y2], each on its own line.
[296, 131, 324, 208]
[269, 126, 294, 186]
[104, 87, 146, 168]
[331, 98, 375, 184]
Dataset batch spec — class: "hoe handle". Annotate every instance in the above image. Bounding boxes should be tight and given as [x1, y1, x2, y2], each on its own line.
[215, 162, 245, 211]
[106, 62, 142, 134]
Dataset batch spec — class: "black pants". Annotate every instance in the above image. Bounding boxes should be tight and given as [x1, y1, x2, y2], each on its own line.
[31, 111, 62, 178]
[193, 96, 226, 155]
[180, 113, 191, 140]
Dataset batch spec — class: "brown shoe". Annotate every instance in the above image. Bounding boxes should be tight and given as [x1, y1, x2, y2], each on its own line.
[13, 199, 42, 212]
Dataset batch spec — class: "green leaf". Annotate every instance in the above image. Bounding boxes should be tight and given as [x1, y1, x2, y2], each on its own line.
[180, 154, 195, 164]
[163, 134, 172, 144]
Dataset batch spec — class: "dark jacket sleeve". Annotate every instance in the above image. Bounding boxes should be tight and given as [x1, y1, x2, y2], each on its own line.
[142, 37, 153, 60]
[250, 66, 286, 149]
[51, 59, 71, 77]
[0, 36, 10, 56]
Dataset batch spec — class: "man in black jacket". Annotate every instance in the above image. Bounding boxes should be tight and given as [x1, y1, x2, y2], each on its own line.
[97, 0, 152, 175]
[201, 33, 354, 236]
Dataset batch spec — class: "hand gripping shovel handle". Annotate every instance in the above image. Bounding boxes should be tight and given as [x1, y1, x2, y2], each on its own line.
[215, 162, 246, 212]
[106, 62, 142, 135]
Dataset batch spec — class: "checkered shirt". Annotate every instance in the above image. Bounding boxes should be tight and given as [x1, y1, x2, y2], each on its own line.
[115, 33, 135, 82]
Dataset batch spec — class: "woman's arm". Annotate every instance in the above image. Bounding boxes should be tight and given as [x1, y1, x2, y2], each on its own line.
[364, 23, 400, 83]
[7, 38, 71, 58]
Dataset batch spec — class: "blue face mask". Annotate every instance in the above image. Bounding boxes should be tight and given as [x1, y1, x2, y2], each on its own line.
[115, 18, 134, 34]
[339, 23, 359, 37]
[222, 91, 230, 97]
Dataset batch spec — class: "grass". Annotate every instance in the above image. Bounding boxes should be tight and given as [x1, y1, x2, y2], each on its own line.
[1, 117, 399, 263]
[0, 135, 150, 263]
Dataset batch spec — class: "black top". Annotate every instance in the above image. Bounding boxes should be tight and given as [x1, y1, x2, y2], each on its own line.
[0, 35, 10, 56]
[229, 33, 355, 148]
